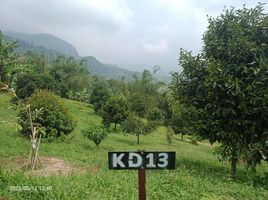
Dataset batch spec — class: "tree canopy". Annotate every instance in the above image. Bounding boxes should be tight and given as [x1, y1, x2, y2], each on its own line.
[171, 4, 268, 179]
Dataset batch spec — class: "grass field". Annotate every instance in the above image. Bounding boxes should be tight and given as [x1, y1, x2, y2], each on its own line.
[0, 92, 267, 200]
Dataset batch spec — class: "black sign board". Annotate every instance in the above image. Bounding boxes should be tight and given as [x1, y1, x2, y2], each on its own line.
[108, 151, 175, 170]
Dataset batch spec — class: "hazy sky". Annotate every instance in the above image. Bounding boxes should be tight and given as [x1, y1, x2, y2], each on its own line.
[0, 0, 267, 72]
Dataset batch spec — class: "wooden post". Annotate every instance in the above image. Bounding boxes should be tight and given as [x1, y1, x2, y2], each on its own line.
[138, 150, 146, 200]
[138, 169, 146, 200]
[32, 134, 41, 170]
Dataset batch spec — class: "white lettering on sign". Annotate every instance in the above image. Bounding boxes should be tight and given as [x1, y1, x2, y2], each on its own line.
[109, 151, 175, 169]
[157, 153, 168, 168]
[146, 153, 156, 168]
[129, 153, 142, 167]
[112, 153, 125, 168]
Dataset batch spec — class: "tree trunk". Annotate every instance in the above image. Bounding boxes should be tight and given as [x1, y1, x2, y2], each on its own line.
[137, 134, 140, 144]
[181, 133, 184, 141]
[230, 158, 237, 180]
[114, 123, 117, 130]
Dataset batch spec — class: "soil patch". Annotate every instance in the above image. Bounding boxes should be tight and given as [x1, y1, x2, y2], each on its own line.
[14, 157, 99, 177]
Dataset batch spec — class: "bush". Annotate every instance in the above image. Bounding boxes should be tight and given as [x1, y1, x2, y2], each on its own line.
[18, 90, 75, 141]
[81, 125, 109, 147]
[15, 73, 57, 99]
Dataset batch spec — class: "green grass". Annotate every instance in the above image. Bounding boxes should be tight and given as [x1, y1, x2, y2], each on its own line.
[0, 92, 267, 200]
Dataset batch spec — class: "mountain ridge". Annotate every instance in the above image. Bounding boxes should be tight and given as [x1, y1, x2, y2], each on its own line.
[5, 31, 80, 58]
[3, 31, 139, 81]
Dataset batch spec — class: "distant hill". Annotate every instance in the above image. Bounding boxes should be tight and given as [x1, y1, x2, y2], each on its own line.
[3, 31, 170, 82]
[3, 31, 139, 80]
[5, 31, 79, 58]
[84, 56, 138, 80]
[3, 34, 62, 61]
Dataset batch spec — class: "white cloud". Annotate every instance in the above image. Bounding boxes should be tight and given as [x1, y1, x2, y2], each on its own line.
[143, 39, 169, 54]
[78, 0, 134, 25]
[0, 0, 267, 72]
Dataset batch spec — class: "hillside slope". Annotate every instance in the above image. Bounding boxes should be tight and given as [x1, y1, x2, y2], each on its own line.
[0, 92, 267, 200]
[5, 31, 79, 58]
[84, 56, 138, 80]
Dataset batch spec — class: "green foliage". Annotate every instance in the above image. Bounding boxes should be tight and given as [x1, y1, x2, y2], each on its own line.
[18, 90, 75, 140]
[101, 95, 129, 129]
[67, 89, 90, 103]
[50, 56, 91, 98]
[90, 83, 111, 113]
[166, 126, 174, 145]
[121, 115, 156, 144]
[15, 73, 56, 99]
[148, 107, 164, 123]
[0, 31, 18, 83]
[128, 93, 149, 117]
[171, 4, 268, 179]
[169, 99, 192, 139]
[81, 125, 109, 147]
[128, 70, 164, 118]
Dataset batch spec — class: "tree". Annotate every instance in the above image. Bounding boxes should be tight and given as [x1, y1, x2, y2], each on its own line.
[90, 83, 111, 113]
[81, 125, 109, 147]
[171, 4, 268, 179]
[128, 93, 148, 117]
[128, 70, 164, 118]
[0, 31, 18, 83]
[122, 115, 157, 144]
[50, 56, 91, 98]
[101, 95, 129, 129]
[169, 100, 191, 141]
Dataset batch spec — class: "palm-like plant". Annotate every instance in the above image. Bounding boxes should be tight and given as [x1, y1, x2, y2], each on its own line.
[0, 31, 18, 83]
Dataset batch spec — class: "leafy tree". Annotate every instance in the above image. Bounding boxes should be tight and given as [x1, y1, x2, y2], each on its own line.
[171, 4, 268, 179]
[101, 95, 129, 129]
[122, 115, 156, 144]
[21, 52, 47, 74]
[18, 90, 75, 141]
[128, 93, 148, 117]
[107, 79, 128, 95]
[128, 70, 165, 118]
[81, 125, 109, 147]
[50, 56, 91, 98]
[90, 83, 111, 113]
[0, 31, 18, 84]
[168, 97, 192, 141]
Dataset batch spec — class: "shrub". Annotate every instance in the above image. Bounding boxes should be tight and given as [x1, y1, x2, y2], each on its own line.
[81, 125, 109, 147]
[18, 90, 75, 141]
[15, 73, 57, 99]
[15, 74, 37, 99]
